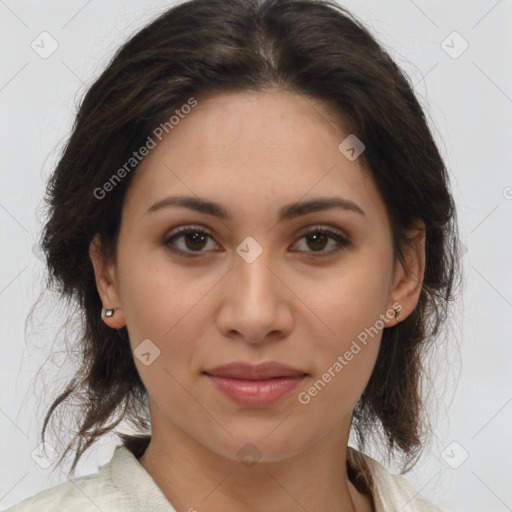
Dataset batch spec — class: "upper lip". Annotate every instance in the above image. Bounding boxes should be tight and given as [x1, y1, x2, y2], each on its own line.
[203, 361, 308, 380]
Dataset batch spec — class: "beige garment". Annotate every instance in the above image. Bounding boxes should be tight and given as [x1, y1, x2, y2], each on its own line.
[5, 439, 443, 511]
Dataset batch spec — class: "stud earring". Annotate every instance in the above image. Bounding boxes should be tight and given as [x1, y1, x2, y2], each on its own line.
[105, 308, 115, 318]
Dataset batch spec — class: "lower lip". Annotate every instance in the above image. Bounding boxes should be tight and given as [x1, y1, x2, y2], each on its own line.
[206, 374, 306, 407]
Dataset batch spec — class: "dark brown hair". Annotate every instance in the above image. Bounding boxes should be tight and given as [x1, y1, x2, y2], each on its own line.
[34, 0, 461, 477]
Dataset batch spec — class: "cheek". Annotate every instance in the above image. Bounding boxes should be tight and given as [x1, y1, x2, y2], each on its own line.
[299, 254, 391, 406]
[122, 278, 202, 415]
[117, 247, 206, 341]
[300, 312, 383, 418]
[115, 254, 208, 397]
[308, 254, 391, 340]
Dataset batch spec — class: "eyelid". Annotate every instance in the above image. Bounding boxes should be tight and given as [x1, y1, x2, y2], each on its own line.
[293, 224, 350, 242]
[163, 224, 351, 257]
[289, 225, 351, 256]
[163, 224, 219, 257]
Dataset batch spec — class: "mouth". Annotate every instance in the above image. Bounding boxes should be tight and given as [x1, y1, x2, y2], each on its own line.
[202, 361, 308, 408]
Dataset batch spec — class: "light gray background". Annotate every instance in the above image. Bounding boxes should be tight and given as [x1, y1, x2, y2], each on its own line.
[1, 1, 511, 511]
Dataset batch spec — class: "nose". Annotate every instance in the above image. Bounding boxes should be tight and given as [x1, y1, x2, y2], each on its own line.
[215, 248, 294, 345]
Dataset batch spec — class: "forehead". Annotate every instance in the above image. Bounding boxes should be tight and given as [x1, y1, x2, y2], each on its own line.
[123, 90, 384, 225]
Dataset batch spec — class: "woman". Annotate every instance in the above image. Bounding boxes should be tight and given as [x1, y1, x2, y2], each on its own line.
[7, 0, 460, 510]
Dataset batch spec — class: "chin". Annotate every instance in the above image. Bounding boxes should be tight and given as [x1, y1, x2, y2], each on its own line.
[197, 423, 315, 465]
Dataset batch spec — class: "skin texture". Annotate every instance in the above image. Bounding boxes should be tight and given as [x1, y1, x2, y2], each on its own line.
[89, 90, 425, 512]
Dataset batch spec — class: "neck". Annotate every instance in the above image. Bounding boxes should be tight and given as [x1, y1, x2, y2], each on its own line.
[135, 406, 373, 512]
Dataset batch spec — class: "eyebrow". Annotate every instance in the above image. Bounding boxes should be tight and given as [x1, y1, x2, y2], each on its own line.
[145, 195, 366, 220]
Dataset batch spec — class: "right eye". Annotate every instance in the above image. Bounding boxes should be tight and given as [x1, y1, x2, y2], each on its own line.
[163, 226, 221, 257]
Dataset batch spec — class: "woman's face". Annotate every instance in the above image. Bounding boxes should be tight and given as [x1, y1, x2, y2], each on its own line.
[90, 89, 423, 463]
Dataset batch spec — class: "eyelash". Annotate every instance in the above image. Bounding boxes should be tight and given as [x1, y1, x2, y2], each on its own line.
[162, 225, 351, 258]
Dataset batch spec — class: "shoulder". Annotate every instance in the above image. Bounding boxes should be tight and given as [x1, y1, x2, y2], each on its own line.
[3, 444, 175, 512]
[4, 467, 118, 512]
[348, 447, 443, 512]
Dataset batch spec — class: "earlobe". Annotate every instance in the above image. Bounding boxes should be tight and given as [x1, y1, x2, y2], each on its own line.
[101, 306, 126, 329]
[89, 235, 126, 329]
[386, 220, 426, 326]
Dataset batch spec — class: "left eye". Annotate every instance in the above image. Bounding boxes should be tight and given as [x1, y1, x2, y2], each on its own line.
[163, 226, 350, 257]
[290, 229, 350, 256]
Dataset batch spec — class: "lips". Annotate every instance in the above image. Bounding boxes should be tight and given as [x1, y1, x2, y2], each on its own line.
[203, 361, 307, 380]
[203, 361, 308, 408]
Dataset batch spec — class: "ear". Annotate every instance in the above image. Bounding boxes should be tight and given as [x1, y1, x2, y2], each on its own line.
[385, 219, 426, 327]
[89, 235, 126, 329]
